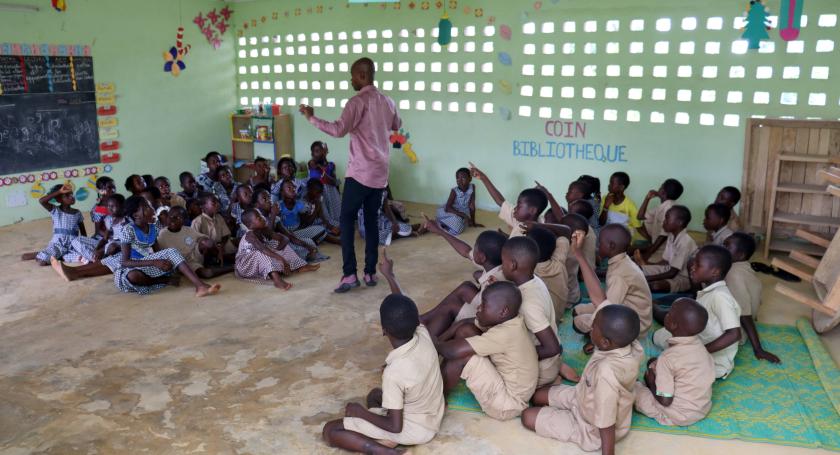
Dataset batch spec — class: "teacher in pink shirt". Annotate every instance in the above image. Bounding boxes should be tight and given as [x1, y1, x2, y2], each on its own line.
[300, 57, 402, 293]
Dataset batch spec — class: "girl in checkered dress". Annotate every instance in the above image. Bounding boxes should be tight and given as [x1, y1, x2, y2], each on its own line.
[23, 184, 91, 265]
[271, 157, 307, 204]
[197, 151, 223, 193]
[302, 179, 341, 243]
[101, 196, 220, 297]
[435, 168, 479, 236]
[235, 208, 320, 290]
[212, 165, 236, 214]
[358, 189, 423, 246]
[253, 189, 318, 263]
[90, 176, 116, 240]
[308, 141, 341, 228]
[229, 184, 255, 238]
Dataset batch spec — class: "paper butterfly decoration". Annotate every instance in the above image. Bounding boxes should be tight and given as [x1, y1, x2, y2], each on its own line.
[163, 27, 191, 77]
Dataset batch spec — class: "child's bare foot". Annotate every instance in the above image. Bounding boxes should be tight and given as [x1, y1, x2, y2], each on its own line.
[21, 252, 36, 261]
[37, 260, 50, 267]
[559, 362, 581, 383]
[169, 275, 182, 287]
[50, 257, 71, 282]
[195, 283, 221, 297]
[298, 263, 320, 273]
[583, 342, 595, 355]
[274, 278, 293, 290]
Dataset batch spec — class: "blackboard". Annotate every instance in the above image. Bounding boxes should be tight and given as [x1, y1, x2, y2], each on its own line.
[0, 55, 99, 174]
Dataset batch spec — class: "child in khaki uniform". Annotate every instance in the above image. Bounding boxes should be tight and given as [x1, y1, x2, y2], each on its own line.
[521, 302, 643, 454]
[437, 281, 539, 421]
[191, 194, 237, 256]
[524, 225, 571, 319]
[561, 212, 595, 305]
[323, 253, 445, 453]
[469, 162, 547, 238]
[637, 205, 697, 293]
[636, 178, 683, 262]
[703, 203, 734, 246]
[715, 186, 743, 232]
[574, 225, 653, 352]
[654, 245, 742, 379]
[419, 218, 507, 338]
[724, 233, 781, 363]
[157, 207, 233, 279]
[635, 298, 716, 426]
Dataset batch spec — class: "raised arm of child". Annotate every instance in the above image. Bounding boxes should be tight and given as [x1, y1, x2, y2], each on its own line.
[740, 316, 780, 363]
[520, 221, 572, 239]
[636, 190, 659, 241]
[534, 181, 566, 219]
[572, 230, 607, 307]
[469, 162, 505, 207]
[422, 214, 473, 258]
[378, 248, 404, 295]
[38, 184, 70, 212]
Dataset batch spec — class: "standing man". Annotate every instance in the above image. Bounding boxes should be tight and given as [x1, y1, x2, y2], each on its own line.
[299, 57, 402, 293]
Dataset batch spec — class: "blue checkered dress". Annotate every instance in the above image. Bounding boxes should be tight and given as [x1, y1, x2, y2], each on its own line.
[436, 184, 474, 236]
[36, 208, 87, 263]
[101, 222, 186, 295]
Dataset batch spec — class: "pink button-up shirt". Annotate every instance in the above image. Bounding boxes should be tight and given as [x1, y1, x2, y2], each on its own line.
[308, 85, 401, 189]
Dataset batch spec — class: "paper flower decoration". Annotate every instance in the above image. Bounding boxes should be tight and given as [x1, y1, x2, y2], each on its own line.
[51, 0, 66, 12]
[163, 47, 186, 76]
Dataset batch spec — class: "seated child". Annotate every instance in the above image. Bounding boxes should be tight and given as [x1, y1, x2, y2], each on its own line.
[197, 151, 223, 193]
[140, 186, 167, 226]
[561, 212, 595, 305]
[704, 203, 734, 246]
[521, 305, 642, 454]
[229, 184, 254, 237]
[190, 194, 237, 257]
[437, 281, 539, 420]
[100, 196, 220, 297]
[469, 162, 547, 238]
[211, 165, 236, 214]
[158, 206, 233, 279]
[277, 179, 329, 248]
[178, 171, 201, 201]
[91, 176, 117, 238]
[634, 298, 715, 426]
[246, 157, 274, 189]
[568, 201, 598, 265]
[435, 167, 479, 236]
[420, 216, 507, 337]
[236, 209, 319, 290]
[253, 188, 318, 262]
[323, 253, 444, 453]
[653, 245, 741, 379]
[186, 198, 203, 227]
[724, 233, 780, 363]
[124, 174, 147, 197]
[577, 175, 603, 233]
[525, 226, 570, 319]
[599, 172, 640, 233]
[573, 225, 653, 350]
[272, 157, 306, 202]
[715, 186, 742, 232]
[308, 141, 342, 227]
[359, 190, 424, 245]
[637, 205, 697, 293]
[302, 178, 341, 242]
[154, 176, 186, 210]
[637, 178, 683, 260]
[25, 184, 92, 265]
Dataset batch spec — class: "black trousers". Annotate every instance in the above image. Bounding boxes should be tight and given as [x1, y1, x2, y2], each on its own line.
[339, 177, 384, 277]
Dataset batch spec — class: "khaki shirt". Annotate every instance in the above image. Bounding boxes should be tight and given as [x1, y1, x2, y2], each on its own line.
[654, 336, 716, 421]
[727, 209, 742, 232]
[466, 315, 539, 403]
[157, 227, 207, 270]
[381, 325, 446, 432]
[457, 265, 506, 321]
[696, 281, 741, 378]
[710, 226, 734, 246]
[644, 199, 674, 240]
[606, 253, 653, 336]
[519, 277, 561, 382]
[577, 341, 643, 437]
[536, 237, 570, 315]
[498, 200, 544, 238]
[663, 229, 698, 282]
[726, 261, 762, 344]
[191, 212, 231, 244]
[566, 226, 598, 303]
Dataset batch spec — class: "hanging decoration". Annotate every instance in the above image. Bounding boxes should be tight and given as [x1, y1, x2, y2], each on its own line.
[51, 0, 66, 12]
[390, 129, 419, 164]
[779, 0, 804, 41]
[437, 11, 453, 46]
[163, 27, 190, 77]
[194, 6, 232, 49]
[742, 0, 772, 49]
[95, 82, 121, 164]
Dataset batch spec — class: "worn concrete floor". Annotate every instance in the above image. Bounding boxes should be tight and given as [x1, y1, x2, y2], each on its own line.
[1, 203, 838, 455]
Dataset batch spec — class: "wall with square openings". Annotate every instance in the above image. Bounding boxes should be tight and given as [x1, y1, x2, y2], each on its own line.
[231, 0, 840, 226]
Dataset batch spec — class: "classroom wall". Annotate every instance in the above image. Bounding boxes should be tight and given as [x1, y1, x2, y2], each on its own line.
[231, 0, 840, 231]
[0, 0, 236, 226]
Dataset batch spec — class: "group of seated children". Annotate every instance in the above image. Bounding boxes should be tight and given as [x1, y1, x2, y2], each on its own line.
[324, 163, 780, 455]
[23, 140, 425, 294]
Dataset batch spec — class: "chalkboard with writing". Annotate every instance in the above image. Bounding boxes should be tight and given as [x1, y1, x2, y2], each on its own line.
[0, 55, 99, 175]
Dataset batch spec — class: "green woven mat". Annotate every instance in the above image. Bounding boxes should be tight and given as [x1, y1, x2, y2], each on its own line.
[447, 314, 840, 451]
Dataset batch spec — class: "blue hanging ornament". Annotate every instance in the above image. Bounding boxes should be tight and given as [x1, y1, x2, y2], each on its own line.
[742, 0, 772, 50]
[438, 11, 452, 46]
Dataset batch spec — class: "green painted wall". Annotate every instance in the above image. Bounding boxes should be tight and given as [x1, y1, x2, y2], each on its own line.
[231, 0, 840, 230]
[0, 0, 236, 226]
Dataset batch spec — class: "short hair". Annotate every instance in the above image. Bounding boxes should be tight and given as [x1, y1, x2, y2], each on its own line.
[706, 203, 731, 224]
[153, 176, 170, 186]
[527, 227, 557, 263]
[475, 230, 506, 267]
[179, 171, 194, 184]
[456, 167, 471, 178]
[310, 140, 325, 152]
[253, 182, 272, 194]
[577, 175, 600, 198]
[518, 188, 548, 214]
[49, 183, 64, 194]
[204, 151, 222, 161]
[568, 180, 589, 195]
[380, 294, 419, 339]
[106, 193, 126, 215]
[216, 165, 232, 177]
[483, 281, 522, 314]
[199, 193, 218, 206]
[697, 244, 733, 277]
[502, 236, 540, 268]
[254, 157, 268, 166]
[123, 195, 148, 219]
[728, 232, 756, 260]
[600, 224, 632, 251]
[241, 208, 260, 227]
[721, 186, 742, 204]
[306, 177, 325, 191]
[673, 298, 709, 336]
[560, 213, 589, 234]
[611, 171, 630, 188]
[669, 205, 692, 228]
[143, 186, 161, 200]
[95, 176, 114, 190]
[569, 200, 594, 220]
[124, 174, 140, 191]
[598, 304, 640, 347]
[662, 178, 684, 200]
[277, 156, 296, 173]
[252, 188, 270, 204]
[168, 205, 187, 217]
[142, 174, 154, 189]
[352, 57, 376, 78]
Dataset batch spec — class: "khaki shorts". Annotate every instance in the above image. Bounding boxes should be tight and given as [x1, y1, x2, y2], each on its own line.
[461, 355, 528, 421]
[343, 408, 436, 446]
[534, 385, 600, 452]
[633, 382, 707, 426]
[573, 303, 597, 333]
[642, 265, 691, 292]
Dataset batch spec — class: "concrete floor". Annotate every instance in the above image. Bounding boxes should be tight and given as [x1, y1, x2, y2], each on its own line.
[1, 203, 838, 455]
